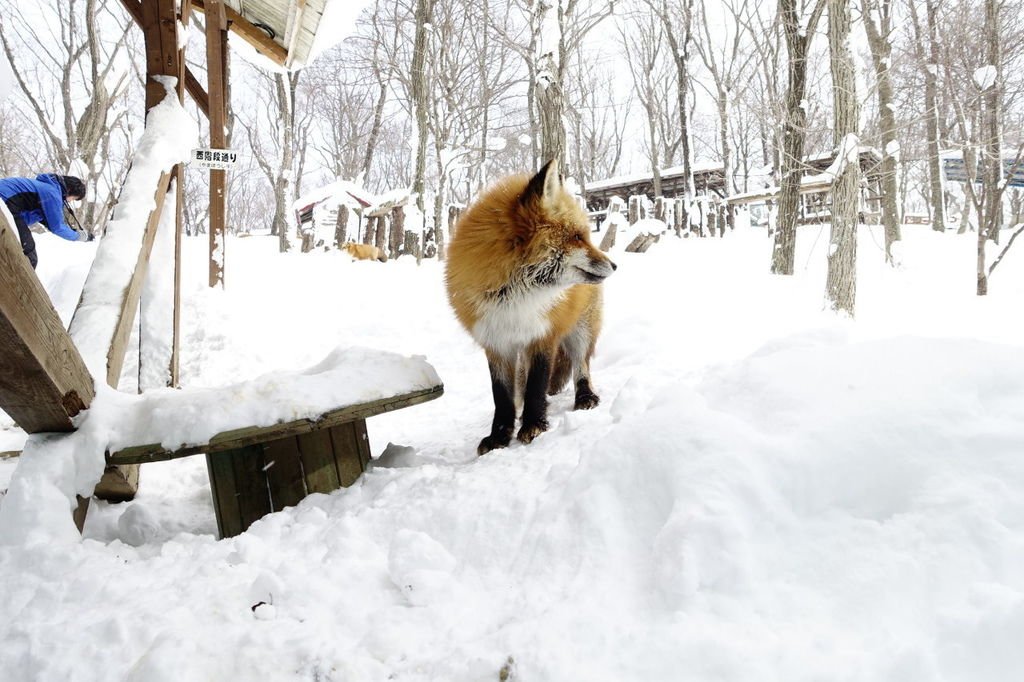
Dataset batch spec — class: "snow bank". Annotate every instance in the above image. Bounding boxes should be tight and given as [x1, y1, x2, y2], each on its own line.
[3, 226, 1024, 680]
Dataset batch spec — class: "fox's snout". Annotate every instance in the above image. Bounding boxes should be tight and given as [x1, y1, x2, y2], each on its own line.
[576, 249, 616, 283]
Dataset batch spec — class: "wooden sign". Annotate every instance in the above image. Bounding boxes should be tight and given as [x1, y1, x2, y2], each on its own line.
[190, 148, 238, 170]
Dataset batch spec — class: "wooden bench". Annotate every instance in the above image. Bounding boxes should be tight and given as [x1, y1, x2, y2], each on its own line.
[107, 384, 443, 537]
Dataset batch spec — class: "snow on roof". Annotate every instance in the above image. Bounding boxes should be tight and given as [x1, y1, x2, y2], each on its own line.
[586, 160, 723, 191]
[218, 0, 373, 70]
[293, 180, 376, 213]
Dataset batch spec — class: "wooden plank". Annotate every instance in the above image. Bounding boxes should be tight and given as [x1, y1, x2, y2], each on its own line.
[328, 422, 363, 487]
[0, 209, 95, 434]
[107, 384, 444, 465]
[206, 450, 241, 538]
[205, 0, 228, 289]
[184, 68, 210, 118]
[296, 429, 340, 494]
[353, 418, 371, 470]
[105, 171, 171, 388]
[232, 444, 273, 533]
[192, 0, 289, 65]
[262, 436, 307, 511]
[170, 165, 183, 387]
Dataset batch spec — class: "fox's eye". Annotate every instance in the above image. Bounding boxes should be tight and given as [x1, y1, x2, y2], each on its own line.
[573, 234, 583, 242]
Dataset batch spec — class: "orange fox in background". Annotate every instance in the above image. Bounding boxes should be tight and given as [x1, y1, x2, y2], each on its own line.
[445, 160, 617, 455]
[344, 242, 388, 262]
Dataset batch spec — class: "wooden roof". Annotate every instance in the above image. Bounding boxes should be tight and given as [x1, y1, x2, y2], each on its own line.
[193, 0, 328, 67]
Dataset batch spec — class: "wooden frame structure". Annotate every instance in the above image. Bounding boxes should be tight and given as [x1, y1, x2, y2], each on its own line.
[0, 0, 378, 532]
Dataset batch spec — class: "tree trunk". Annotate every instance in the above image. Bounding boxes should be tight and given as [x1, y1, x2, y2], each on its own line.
[536, 1, 566, 169]
[410, 0, 433, 262]
[717, 87, 734, 230]
[925, 0, 946, 232]
[771, 0, 825, 275]
[863, 0, 901, 265]
[825, 0, 859, 316]
[978, 0, 1003, 295]
[658, 0, 695, 202]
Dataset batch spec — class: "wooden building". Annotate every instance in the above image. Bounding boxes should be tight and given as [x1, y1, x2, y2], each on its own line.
[585, 148, 885, 226]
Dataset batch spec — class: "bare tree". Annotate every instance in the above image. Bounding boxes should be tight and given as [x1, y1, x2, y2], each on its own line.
[771, 0, 828, 275]
[239, 69, 310, 252]
[0, 0, 136, 233]
[825, 0, 859, 315]
[501, 0, 615, 176]
[619, 9, 674, 197]
[693, 0, 756, 230]
[646, 0, 697, 209]
[908, 0, 947, 231]
[977, 0, 1003, 295]
[566, 54, 630, 201]
[410, 0, 434, 258]
[863, 0, 902, 264]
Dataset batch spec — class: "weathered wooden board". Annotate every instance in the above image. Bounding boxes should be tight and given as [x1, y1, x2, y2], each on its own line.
[206, 415, 378, 538]
[0, 209, 95, 434]
[263, 437, 307, 511]
[296, 429, 339, 494]
[107, 384, 443, 465]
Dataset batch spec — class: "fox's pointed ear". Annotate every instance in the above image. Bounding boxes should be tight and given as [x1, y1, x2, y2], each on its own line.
[520, 159, 561, 208]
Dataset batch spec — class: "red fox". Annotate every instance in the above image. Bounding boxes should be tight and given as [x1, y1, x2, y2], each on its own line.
[446, 160, 617, 455]
[344, 241, 388, 262]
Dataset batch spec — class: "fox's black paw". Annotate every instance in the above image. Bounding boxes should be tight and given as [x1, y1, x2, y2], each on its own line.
[517, 419, 549, 445]
[574, 392, 600, 410]
[478, 432, 512, 456]
[574, 378, 600, 410]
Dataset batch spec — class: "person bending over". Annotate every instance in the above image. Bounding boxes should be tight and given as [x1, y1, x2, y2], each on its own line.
[0, 173, 92, 269]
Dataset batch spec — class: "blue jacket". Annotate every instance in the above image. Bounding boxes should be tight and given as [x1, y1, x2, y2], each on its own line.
[0, 174, 79, 241]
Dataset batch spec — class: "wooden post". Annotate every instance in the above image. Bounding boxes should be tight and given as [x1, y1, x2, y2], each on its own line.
[171, 2, 190, 387]
[374, 214, 388, 252]
[334, 203, 349, 249]
[362, 216, 376, 245]
[390, 206, 405, 259]
[205, 0, 229, 288]
[628, 195, 641, 225]
[654, 196, 666, 222]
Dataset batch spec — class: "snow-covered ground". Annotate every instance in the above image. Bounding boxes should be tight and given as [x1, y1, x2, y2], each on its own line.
[3, 222, 1024, 681]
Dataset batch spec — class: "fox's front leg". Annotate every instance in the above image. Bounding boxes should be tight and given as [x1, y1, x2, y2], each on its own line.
[518, 348, 553, 444]
[478, 352, 516, 455]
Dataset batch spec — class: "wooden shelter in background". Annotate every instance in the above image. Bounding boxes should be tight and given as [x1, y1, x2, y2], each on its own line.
[0, 0, 329, 509]
[585, 149, 885, 226]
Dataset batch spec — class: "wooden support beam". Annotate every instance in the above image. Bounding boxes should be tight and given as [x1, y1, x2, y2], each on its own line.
[170, 167, 183, 386]
[205, 0, 229, 288]
[0, 210, 95, 434]
[192, 0, 289, 65]
[140, 0, 183, 111]
[106, 184, 173, 388]
[119, 0, 209, 117]
[184, 69, 210, 118]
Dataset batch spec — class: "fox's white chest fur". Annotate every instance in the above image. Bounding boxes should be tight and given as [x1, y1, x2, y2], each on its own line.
[471, 287, 565, 357]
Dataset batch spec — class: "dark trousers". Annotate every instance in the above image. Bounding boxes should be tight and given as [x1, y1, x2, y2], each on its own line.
[3, 202, 37, 269]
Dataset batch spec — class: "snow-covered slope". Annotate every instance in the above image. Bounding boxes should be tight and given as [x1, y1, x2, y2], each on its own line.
[2, 224, 1024, 681]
